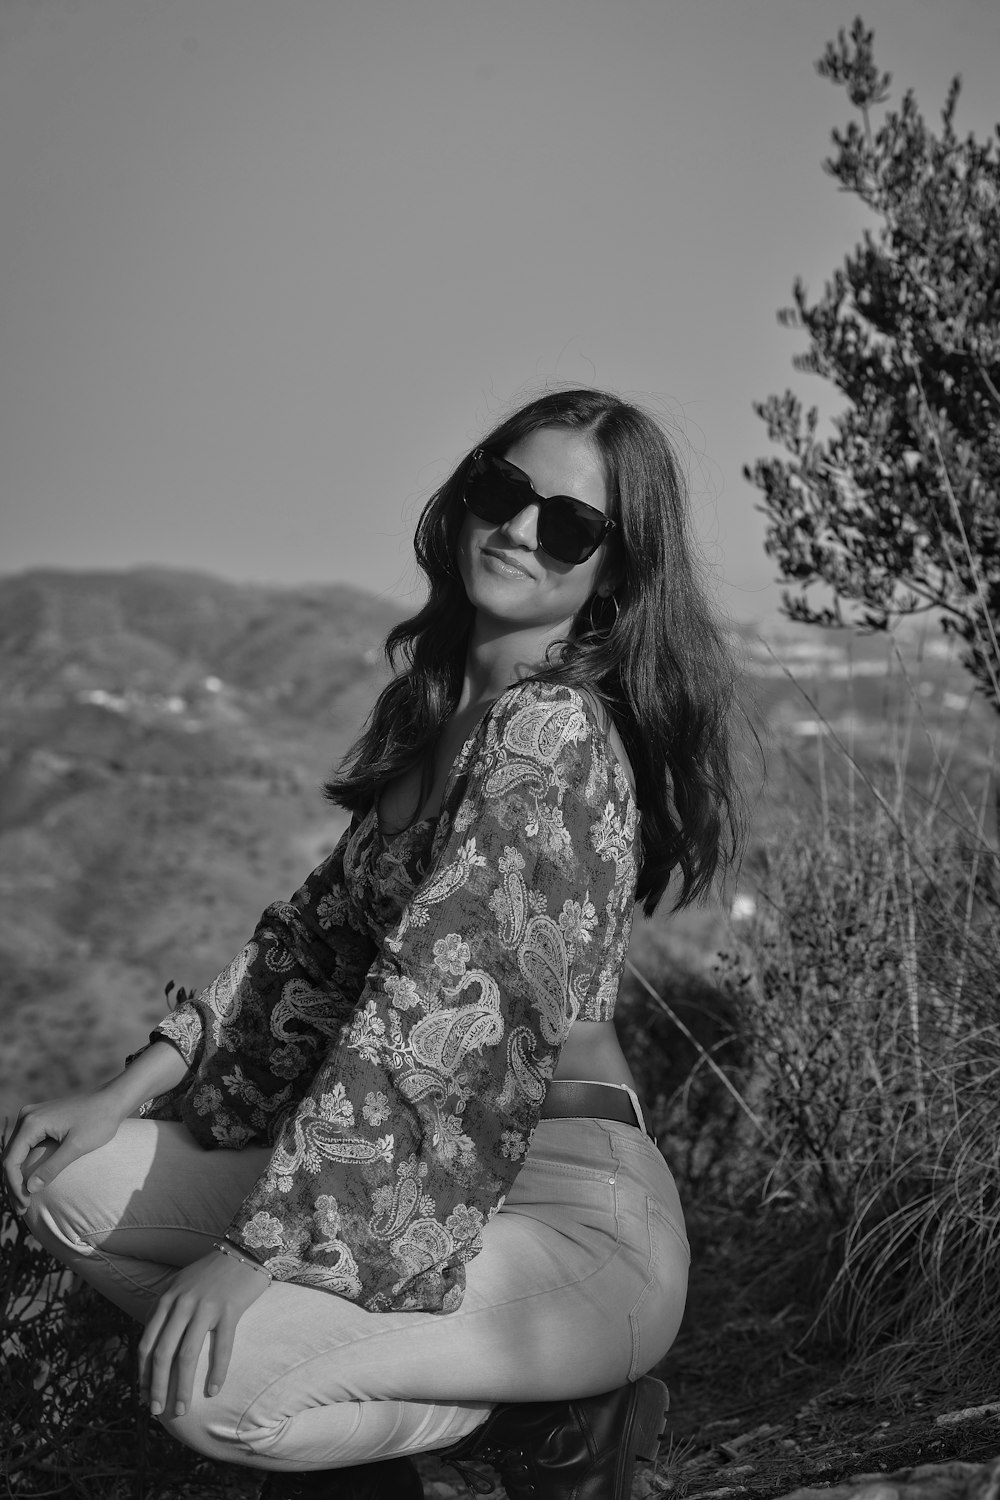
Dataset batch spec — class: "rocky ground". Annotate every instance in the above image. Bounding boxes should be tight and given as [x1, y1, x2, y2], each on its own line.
[413, 1402, 1000, 1500]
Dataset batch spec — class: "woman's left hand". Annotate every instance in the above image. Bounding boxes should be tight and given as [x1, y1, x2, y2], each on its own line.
[137, 1248, 270, 1418]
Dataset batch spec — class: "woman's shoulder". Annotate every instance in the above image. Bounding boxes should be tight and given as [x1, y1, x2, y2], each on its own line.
[480, 680, 636, 801]
[484, 678, 602, 736]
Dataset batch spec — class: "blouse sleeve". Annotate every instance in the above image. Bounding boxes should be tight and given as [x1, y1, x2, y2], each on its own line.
[225, 683, 640, 1311]
[136, 818, 378, 1147]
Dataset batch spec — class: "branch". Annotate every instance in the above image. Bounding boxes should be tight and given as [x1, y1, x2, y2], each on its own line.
[909, 360, 1000, 709]
[976, 359, 1000, 417]
[624, 959, 774, 1145]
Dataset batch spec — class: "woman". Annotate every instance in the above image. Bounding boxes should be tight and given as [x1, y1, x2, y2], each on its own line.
[5, 388, 744, 1500]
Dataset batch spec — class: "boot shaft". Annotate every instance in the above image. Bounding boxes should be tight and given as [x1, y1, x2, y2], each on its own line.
[440, 1376, 669, 1500]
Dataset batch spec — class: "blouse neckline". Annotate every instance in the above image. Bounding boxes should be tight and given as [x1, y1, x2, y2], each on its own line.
[374, 811, 438, 846]
[372, 689, 505, 842]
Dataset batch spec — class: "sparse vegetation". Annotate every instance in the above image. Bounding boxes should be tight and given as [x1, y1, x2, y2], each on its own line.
[0, 1172, 255, 1499]
[730, 755, 1000, 1397]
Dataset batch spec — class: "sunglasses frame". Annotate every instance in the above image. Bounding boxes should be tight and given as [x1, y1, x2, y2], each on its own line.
[463, 448, 616, 566]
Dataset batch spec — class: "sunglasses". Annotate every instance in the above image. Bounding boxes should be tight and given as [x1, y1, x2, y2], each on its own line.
[463, 449, 616, 566]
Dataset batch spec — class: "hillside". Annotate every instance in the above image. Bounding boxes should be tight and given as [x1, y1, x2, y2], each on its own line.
[0, 568, 995, 1123]
[0, 568, 401, 1120]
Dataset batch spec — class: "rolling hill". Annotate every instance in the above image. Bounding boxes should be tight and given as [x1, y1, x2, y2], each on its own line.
[0, 567, 401, 1119]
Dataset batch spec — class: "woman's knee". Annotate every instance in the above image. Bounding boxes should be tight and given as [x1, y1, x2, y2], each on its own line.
[20, 1152, 89, 1258]
[167, 1388, 445, 1472]
[20, 1122, 177, 1254]
[165, 1386, 362, 1469]
[165, 1395, 251, 1465]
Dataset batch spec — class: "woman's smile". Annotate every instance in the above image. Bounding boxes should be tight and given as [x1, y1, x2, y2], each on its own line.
[480, 547, 535, 580]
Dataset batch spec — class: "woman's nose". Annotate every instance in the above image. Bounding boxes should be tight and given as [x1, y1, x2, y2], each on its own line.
[501, 503, 540, 548]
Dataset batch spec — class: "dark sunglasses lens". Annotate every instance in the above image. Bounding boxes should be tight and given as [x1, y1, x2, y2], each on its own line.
[537, 501, 605, 564]
[465, 456, 526, 524]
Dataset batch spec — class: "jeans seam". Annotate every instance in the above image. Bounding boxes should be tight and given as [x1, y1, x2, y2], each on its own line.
[62, 1241, 195, 1300]
[61, 1221, 221, 1243]
[627, 1195, 659, 1382]
[40, 1222, 220, 1297]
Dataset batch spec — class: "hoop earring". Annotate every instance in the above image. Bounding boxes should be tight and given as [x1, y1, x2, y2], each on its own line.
[588, 593, 620, 635]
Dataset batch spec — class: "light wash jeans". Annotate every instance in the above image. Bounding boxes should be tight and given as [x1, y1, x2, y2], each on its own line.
[24, 1116, 689, 1474]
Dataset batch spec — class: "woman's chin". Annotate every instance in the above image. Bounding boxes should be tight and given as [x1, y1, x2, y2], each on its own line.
[469, 600, 579, 649]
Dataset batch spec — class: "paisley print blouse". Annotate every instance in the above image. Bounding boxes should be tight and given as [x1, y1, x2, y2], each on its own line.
[139, 681, 640, 1312]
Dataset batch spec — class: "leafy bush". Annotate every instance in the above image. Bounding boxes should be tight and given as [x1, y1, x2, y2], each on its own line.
[746, 18, 1000, 705]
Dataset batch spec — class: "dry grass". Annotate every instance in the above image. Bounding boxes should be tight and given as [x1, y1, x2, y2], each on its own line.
[708, 641, 1000, 1399]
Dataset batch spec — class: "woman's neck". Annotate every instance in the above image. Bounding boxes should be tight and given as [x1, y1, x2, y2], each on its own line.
[458, 614, 568, 712]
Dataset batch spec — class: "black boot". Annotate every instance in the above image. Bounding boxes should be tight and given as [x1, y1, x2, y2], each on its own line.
[257, 1456, 424, 1499]
[439, 1375, 668, 1499]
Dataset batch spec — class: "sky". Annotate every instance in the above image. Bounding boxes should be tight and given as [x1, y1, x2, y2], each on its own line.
[2, 0, 998, 627]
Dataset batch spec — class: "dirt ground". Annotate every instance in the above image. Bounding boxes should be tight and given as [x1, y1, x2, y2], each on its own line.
[643, 1206, 1000, 1499]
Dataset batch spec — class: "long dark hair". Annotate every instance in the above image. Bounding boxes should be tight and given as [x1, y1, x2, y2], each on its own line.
[326, 387, 748, 913]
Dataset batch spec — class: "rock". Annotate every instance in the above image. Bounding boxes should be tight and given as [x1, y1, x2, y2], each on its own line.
[774, 1454, 1000, 1500]
[936, 1407, 1000, 1429]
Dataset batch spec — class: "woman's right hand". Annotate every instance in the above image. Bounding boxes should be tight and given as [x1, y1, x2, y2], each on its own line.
[2, 1092, 127, 1212]
[3, 1040, 190, 1213]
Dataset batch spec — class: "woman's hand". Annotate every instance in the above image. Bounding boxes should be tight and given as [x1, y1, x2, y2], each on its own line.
[3, 1041, 191, 1212]
[2, 1092, 127, 1212]
[138, 1247, 270, 1417]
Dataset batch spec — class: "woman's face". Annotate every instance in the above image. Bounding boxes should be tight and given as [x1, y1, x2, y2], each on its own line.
[456, 426, 616, 639]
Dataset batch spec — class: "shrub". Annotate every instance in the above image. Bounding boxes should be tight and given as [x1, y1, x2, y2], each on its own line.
[615, 940, 749, 1199]
[0, 1192, 253, 1499]
[728, 750, 1000, 1393]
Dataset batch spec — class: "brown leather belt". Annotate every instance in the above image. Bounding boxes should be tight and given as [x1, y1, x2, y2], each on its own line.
[540, 1080, 651, 1136]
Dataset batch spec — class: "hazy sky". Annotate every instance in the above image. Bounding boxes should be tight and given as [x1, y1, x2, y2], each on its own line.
[2, 0, 998, 625]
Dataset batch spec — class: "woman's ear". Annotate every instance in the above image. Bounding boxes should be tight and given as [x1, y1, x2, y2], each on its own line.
[595, 537, 623, 599]
[595, 567, 621, 601]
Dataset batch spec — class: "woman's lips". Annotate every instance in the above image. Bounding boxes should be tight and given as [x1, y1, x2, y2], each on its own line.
[482, 548, 533, 579]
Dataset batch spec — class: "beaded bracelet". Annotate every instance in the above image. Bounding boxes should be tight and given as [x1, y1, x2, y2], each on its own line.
[212, 1240, 273, 1282]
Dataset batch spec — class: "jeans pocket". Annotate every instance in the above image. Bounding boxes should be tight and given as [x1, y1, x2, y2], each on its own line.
[627, 1194, 689, 1381]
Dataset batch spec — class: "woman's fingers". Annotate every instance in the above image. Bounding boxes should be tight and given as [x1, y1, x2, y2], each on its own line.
[3, 1095, 122, 1209]
[137, 1296, 174, 1403]
[170, 1314, 215, 1415]
[207, 1317, 237, 1397]
[144, 1298, 203, 1415]
[20, 1138, 82, 1198]
[2, 1114, 51, 1209]
[139, 1298, 239, 1414]
[138, 1255, 267, 1416]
